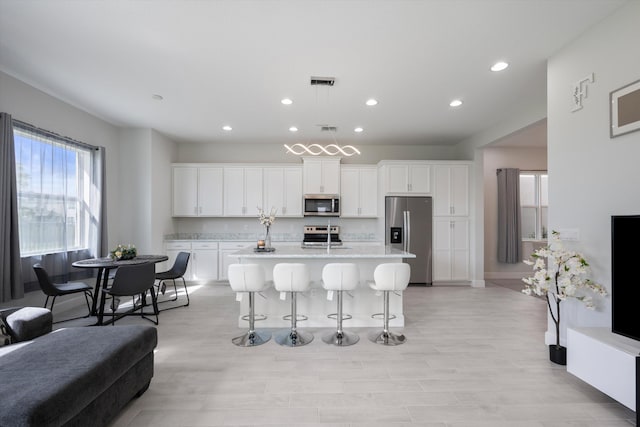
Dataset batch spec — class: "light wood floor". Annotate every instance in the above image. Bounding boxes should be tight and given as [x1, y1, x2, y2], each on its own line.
[41, 281, 638, 426]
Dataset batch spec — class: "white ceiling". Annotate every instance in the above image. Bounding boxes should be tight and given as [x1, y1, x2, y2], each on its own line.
[0, 0, 627, 146]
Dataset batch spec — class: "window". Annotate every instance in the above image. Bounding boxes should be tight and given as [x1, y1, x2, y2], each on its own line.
[520, 171, 548, 241]
[13, 124, 96, 256]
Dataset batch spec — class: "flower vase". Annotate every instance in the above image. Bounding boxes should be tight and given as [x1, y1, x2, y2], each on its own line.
[264, 226, 272, 249]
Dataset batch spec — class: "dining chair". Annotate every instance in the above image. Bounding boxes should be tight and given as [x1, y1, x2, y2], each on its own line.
[154, 251, 190, 311]
[98, 263, 159, 325]
[32, 264, 93, 323]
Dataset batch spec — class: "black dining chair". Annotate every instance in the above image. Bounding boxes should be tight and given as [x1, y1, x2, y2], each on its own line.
[154, 251, 190, 311]
[98, 262, 159, 325]
[33, 264, 93, 323]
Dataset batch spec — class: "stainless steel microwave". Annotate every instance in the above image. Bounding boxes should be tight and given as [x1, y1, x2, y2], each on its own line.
[303, 194, 340, 217]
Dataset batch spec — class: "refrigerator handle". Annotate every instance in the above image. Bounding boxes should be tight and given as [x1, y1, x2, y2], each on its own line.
[404, 210, 411, 252]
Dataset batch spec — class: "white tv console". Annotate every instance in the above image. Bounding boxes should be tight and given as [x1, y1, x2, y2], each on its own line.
[567, 327, 639, 422]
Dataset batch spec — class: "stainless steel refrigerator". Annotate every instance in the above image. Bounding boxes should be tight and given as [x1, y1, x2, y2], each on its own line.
[385, 196, 433, 285]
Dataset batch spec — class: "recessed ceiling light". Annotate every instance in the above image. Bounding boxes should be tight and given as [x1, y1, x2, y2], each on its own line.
[222, 125, 232, 131]
[365, 99, 378, 106]
[289, 126, 298, 132]
[449, 99, 463, 107]
[354, 127, 364, 133]
[281, 98, 293, 105]
[151, 94, 163, 101]
[491, 61, 509, 72]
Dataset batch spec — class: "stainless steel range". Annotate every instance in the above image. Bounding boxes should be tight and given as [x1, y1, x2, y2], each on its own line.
[301, 225, 343, 248]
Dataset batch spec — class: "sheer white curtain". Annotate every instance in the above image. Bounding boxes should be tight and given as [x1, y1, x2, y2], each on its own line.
[13, 122, 103, 288]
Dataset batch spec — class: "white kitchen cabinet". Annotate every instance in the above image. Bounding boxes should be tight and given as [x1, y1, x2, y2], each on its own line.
[263, 166, 303, 217]
[383, 163, 430, 194]
[223, 167, 263, 216]
[172, 165, 223, 216]
[164, 241, 193, 280]
[340, 166, 378, 217]
[433, 165, 469, 217]
[191, 241, 219, 281]
[219, 242, 253, 281]
[303, 158, 340, 194]
[433, 218, 469, 281]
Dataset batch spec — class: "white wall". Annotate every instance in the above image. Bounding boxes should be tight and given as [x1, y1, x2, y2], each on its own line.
[0, 71, 122, 251]
[150, 130, 178, 253]
[118, 128, 178, 254]
[547, 1, 640, 344]
[177, 142, 461, 164]
[1, 71, 179, 256]
[483, 122, 547, 279]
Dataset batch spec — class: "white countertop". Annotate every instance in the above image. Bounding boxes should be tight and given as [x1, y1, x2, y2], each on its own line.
[232, 244, 415, 259]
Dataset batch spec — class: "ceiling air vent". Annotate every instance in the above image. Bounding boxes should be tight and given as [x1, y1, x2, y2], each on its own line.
[319, 125, 338, 132]
[310, 76, 335, 86]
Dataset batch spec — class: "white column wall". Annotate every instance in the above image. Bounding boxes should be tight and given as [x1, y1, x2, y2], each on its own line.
[547, 1, 640, 344]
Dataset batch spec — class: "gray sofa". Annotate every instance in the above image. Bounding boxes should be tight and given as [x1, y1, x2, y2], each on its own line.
[0, 307, 157, 427]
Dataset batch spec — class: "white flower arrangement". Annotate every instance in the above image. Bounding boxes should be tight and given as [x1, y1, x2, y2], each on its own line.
[258, 206, 277, 227]
[522, 231, 607, 349]
[110, 244, 137, 260]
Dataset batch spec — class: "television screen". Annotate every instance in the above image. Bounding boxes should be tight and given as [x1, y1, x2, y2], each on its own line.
[611, 215, 640, 341]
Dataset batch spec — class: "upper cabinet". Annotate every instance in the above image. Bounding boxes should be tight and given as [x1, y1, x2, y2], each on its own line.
[172, 165, 223, 216]
[382, 162, 431, 194]
[303, 157, 340, 194]
[340, 166, 378, 217]
[263, 166, 303, 217]
[433, 164, 469, 217]
[224, 167, 263, 216]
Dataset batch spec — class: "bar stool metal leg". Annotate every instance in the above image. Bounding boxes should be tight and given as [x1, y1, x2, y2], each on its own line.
[369, 291, 406, 346]
[232, 291, 271, 347]
[322, 290, 359, 346]
[275, 292, 313, 347]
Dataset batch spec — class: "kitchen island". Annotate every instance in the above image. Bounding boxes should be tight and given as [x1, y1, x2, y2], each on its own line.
[231, 244, 415, 327]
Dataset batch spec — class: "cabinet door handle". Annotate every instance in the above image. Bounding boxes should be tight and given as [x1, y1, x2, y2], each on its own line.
[282, 207, 286, 215]
[320, 185, 324, 193]
[408, 183, 412, 191]
[199, 206, 203, 214]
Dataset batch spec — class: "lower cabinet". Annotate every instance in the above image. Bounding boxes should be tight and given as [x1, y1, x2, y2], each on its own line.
[165, 241, 219, 281]
[191, 242, 219, 281]
[433, 218, 469, 281]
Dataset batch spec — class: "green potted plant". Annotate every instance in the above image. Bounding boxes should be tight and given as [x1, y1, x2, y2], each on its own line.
[522, 231, 607, 365]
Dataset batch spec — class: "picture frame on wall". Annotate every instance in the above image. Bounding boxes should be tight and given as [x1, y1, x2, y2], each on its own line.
[610, 79, 640, 138]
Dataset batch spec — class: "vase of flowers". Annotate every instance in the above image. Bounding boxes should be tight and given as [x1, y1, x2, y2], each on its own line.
[258, 207, 277, 249]
[522, 231, 607, 365]
[110, 244, 137, 260]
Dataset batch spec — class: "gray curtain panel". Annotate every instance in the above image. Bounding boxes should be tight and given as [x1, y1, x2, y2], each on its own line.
[497, 168, 522, 263]
[95, 146, 108, 257]
[0, 112, 24, 302]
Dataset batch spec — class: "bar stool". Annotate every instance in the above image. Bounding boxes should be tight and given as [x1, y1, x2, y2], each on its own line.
[273, 263, 313, 347]
[228, 264, 271, 347]
[369, 263, 410, 346]
[322, 263, 360, 346]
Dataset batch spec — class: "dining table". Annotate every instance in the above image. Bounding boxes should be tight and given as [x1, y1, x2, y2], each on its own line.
[72, 254, 168, 323]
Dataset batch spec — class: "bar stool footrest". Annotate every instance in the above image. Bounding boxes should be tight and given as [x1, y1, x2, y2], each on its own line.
[282, 314, 308, 322]
[241, 313, 267, 322]
[371, 312, 397, 320]
[327, 312, 353, 321]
